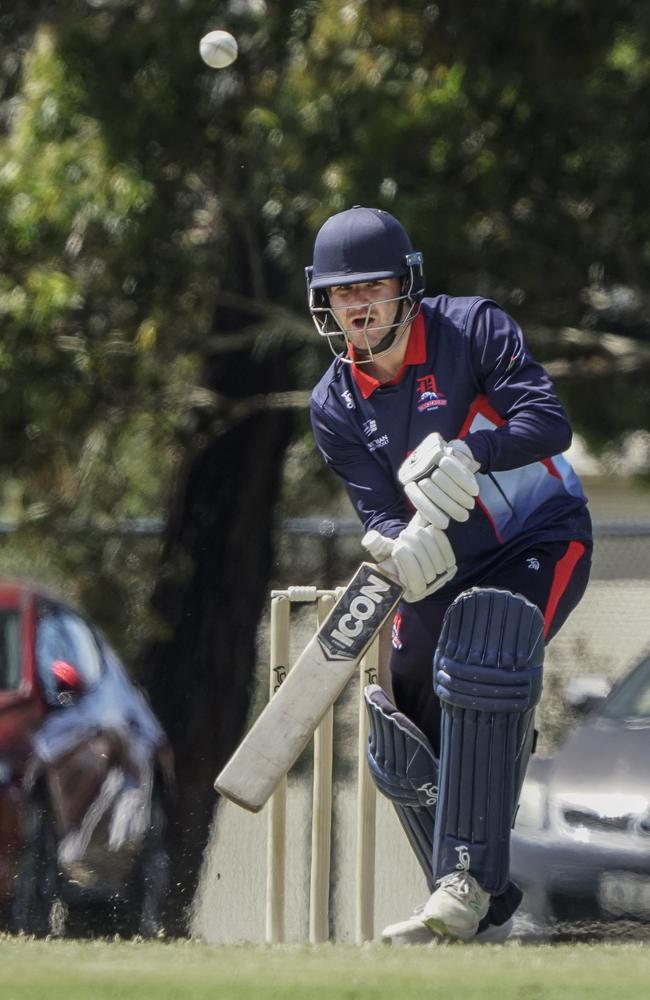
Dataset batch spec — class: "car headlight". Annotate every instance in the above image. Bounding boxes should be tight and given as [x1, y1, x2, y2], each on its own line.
[516, 779, 548, 831]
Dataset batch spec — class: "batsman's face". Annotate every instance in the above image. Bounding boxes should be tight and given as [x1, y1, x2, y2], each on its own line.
[328, 278, 402, 351]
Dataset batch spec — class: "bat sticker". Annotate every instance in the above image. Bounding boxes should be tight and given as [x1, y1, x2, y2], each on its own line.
[317, 565, 402, 661]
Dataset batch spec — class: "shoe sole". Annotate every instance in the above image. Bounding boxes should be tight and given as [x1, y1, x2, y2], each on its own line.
[424, 916, 477, 942]
[382, 921, 508, 946]
[381, 928, 435, 946]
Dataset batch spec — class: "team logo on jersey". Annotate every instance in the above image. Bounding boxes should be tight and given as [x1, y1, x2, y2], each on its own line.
[415, 374, 447, 412]
[362, 419, 378, 437]
[341, 389, 355, 409]
[526, 557, 540, 571]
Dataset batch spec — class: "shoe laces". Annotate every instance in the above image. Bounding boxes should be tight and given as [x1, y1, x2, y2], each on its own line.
[435, 871, 483, 904]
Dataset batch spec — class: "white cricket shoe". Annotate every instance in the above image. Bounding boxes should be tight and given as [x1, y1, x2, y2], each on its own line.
[381, 909, 512, 946]
[381, 905, 434, 946]
[382, 872, 493, 945]
[423, 871, 490, 939]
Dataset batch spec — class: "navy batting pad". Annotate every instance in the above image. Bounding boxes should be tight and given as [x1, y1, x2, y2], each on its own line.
[364, 684, 439, 887]
[432, 588, 544, 895]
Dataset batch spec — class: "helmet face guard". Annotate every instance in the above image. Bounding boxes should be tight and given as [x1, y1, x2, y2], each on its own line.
[305, 206, 425, 364]
[306, 259, 424, 363]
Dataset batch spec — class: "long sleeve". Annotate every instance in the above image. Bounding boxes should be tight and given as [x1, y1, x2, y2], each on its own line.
[463, 302, 572, 473]
[309, 401, 408, 538]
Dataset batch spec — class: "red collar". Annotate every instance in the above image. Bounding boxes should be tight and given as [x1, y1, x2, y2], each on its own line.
[350, 313, 426, 399]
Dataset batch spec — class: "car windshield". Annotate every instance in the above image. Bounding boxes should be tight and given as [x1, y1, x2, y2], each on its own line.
[600, 654, 650, 721]
[36, 602, 104, 704]
[0, 609, 21, 691]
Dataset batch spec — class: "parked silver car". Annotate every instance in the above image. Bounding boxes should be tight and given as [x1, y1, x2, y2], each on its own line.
[512, 651, 650, 934]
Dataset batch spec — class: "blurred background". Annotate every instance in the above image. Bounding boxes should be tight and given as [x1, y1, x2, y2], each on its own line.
[1, 0, 649, 931]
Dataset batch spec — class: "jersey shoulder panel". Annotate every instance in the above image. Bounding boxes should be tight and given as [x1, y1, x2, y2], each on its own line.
[310, 357, 347, 410]
[309, 358, 363, 446]
[420, 293, 489, 337]
[421, 292, 486, 317]
[424, 295, 527, 369]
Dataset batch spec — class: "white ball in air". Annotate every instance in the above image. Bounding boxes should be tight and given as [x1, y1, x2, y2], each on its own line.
[199, 30, 238, 69]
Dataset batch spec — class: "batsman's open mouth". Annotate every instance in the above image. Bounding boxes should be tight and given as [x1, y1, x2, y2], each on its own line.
[350, 315, 374, 330]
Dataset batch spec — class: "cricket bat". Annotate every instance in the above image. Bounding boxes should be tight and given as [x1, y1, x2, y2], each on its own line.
[214, 562, 403, 812]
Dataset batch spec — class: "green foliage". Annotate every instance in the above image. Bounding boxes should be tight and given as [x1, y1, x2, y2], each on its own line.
[1, 26, 159, 501]
[1, 0, 650, 636]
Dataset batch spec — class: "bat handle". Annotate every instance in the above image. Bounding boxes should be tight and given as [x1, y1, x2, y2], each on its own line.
[377, 556, 400, 582]
[375, 511, 430, 581]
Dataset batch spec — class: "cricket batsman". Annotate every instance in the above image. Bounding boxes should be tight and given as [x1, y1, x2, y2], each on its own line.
[306, 205, 592, 943]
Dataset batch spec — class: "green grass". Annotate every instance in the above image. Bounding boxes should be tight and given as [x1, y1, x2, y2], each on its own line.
[2, 937, 650, 1000]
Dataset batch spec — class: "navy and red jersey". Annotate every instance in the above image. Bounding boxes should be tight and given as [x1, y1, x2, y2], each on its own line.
[310, 295, 592, 593]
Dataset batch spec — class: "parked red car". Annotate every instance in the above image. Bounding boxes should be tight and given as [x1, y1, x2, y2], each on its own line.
[0, 579, 174, 937]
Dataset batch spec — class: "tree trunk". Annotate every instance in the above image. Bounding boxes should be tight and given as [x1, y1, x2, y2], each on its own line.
[139, 286, 297, 932]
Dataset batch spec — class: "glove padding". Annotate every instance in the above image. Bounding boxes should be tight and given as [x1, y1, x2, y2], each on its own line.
[363, 516, 457, 602]
[400, 436, 480, 528]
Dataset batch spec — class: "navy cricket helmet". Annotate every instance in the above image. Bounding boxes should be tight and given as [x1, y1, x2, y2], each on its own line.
[305, 206, 425, 362]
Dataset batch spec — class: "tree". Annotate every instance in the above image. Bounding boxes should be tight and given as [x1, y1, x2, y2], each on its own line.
[2, 0, 650, 933]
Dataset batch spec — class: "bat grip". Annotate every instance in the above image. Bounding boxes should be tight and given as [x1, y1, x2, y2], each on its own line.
[377, 555, 400, 582]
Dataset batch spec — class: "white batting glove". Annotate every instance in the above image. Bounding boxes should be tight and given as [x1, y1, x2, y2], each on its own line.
[362, 516, 457, 602]
[399, 436, 481, 527]
[447, 438, 481, 473]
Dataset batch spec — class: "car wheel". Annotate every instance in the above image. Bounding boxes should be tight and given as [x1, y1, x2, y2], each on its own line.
[12, 792, 64, 937]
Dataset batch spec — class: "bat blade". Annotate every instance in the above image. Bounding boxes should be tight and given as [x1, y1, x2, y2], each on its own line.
[214, 563, 402, 812]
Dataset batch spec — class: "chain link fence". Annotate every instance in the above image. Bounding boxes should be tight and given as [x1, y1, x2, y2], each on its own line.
[2, 514, 647, 750]
[273, 518, 650, 752]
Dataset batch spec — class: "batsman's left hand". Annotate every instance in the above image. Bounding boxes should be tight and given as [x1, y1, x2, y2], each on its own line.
[400, 437, 481, 527]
